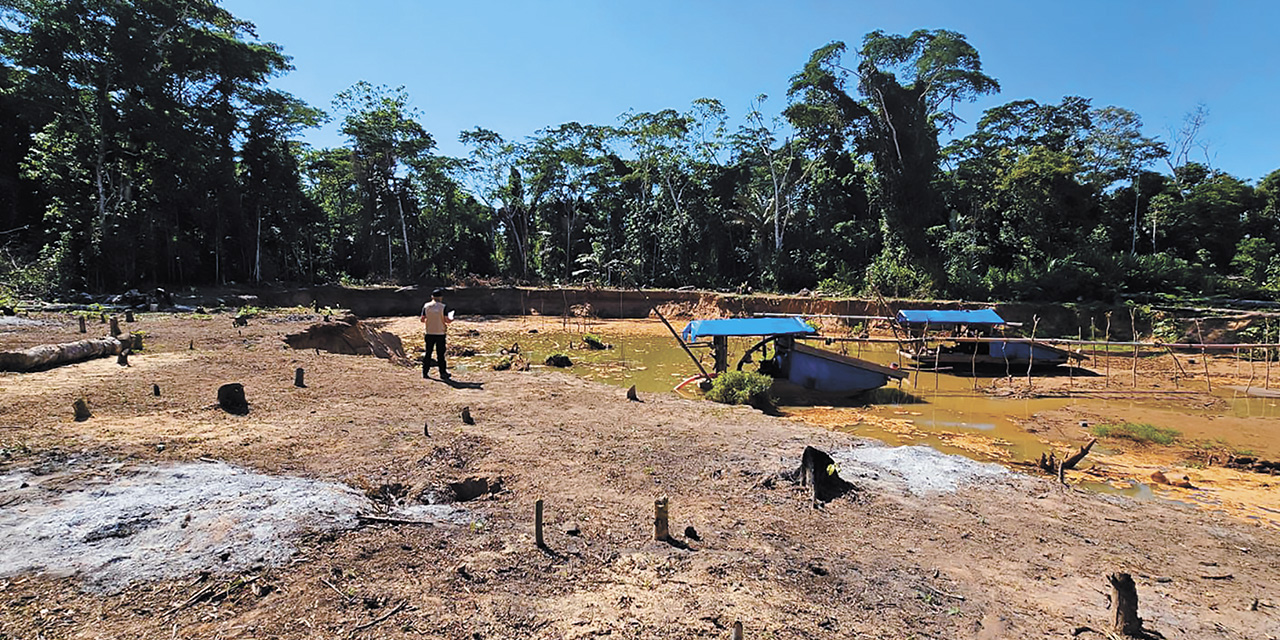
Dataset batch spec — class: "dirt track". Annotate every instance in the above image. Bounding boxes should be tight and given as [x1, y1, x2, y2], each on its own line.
[1, 310, 1278, 639]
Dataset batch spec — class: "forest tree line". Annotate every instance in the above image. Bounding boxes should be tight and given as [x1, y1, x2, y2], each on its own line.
[2, 0, 1278, 303]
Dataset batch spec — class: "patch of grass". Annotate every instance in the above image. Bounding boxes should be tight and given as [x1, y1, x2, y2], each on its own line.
[705, 370, 773, 405]
[1090, 422, 1180, 445]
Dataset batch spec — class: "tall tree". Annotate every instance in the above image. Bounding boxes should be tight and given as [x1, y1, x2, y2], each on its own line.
[1084, 106, 1167, 255]
[332, 82, 435, 280]
[787, 30, 999, 287]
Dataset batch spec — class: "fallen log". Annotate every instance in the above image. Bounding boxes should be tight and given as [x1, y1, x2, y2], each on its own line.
[0, 336, 123, 372]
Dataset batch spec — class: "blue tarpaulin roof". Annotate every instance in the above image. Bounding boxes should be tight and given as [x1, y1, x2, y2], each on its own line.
[896, 309, 1006, 326]
[680, 317, 816, 343]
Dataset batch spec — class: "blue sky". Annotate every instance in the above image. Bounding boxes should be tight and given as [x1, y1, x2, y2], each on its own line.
[220, 0, 1280, 182]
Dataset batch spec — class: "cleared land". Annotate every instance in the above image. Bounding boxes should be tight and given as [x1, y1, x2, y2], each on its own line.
[0, 310, 1277, 639]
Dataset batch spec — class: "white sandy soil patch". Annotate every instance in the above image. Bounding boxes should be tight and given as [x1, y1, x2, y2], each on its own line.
[0, 461, 466, 593]
[834, 443, 1008, 494]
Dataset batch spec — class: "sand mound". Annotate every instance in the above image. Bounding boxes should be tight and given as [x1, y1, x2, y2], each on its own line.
[283, 315, 410, 365]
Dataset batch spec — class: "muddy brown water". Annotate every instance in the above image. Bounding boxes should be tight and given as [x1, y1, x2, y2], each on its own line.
[441, 318, 1280, 462]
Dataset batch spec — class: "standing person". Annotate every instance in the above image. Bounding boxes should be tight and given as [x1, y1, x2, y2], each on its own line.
[420, 288, 453, 379]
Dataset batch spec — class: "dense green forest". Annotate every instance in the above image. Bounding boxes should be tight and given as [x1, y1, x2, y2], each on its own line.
[2, 0, 1278, 303]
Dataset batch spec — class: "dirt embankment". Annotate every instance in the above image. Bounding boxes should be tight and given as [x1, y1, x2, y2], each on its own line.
[0, 311, 1278, 639]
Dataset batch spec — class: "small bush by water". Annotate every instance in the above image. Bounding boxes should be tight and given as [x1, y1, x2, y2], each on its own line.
[706, 370, 773, 405]
[1091, 422, 1180, 445]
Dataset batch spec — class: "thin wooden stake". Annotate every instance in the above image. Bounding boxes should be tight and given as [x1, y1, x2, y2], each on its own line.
[535, 499, 545, 548]
[1195, 319, 1212, 393]
[1266, 318, 1272, 390]
[1164, 346, 1185, 389]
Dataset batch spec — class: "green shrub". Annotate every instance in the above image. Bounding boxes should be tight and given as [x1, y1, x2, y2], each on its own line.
[705, 370, 773, 405]
[1090, 422, 1180, 445]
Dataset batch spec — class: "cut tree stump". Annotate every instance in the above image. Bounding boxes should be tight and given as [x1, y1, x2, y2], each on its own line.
[294, 367, 306, 388]
[0, 336, 123, 372]
[153, 384, 161, 396]
[117, 350, 130, 366]
[109, 317, 121, 336]
[124, 309, 134, 322]
[73, 398, 92, 422]
[78, 316, 86, 333]
[626, 385, 640, 402]
[217, 383, 249, 415]
[794, 446, 856, 502]
[1108, 572, 1144, 636]
[654, 497, 670, 541]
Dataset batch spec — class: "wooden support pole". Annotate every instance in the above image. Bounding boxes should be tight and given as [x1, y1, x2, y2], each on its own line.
[535, 499, 545, 548]
[1130, 309, 1138, 389]
[1026, 315, 1040, 389]
[1104, 312, 1112, 387]
[1107, 572, 1143, 636]
[654, 497, 669, 541]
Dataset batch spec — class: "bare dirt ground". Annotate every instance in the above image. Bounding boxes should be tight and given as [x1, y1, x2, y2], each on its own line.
[1, 310, 1278, 639]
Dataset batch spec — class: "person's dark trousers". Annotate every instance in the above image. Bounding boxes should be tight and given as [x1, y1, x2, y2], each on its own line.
[424, 334, 448, 378]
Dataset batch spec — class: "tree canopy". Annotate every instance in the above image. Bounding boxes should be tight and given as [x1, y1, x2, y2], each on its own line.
[1, 7, 1275, 305]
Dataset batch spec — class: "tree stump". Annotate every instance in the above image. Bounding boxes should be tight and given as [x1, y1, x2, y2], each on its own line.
[626, 385, 640, 402]
[294, 367, 306, 388]
[73, 398, 92, 422]
[78, 315, 87, 333]
[217, 383, 249, 415]
[535, 499, 546, 548]
[1108, 572, 1143, 636]
[731, 621, 743, 640]
[109, 316, 121, 336]
[461, 406, 474, 425]
[654, 497, 670, 541]
[124, 309, 134, 323]
[795, 446, 855, 502]
[130, 333, 144, 351]
[153, 384, 161, 396]
[117, 350, 130, 366]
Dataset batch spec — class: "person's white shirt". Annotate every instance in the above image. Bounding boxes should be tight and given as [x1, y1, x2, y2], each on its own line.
[421, 300, 449, 335]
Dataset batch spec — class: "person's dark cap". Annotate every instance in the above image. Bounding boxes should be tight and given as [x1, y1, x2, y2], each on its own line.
[432, 288, 445, 297]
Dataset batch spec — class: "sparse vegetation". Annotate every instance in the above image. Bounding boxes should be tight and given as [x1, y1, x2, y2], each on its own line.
[1091, 422, 1181, 445]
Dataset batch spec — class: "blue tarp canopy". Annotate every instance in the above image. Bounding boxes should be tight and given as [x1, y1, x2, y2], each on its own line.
[896, 309, 1006, 327]
[680, 317, 816, 343]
